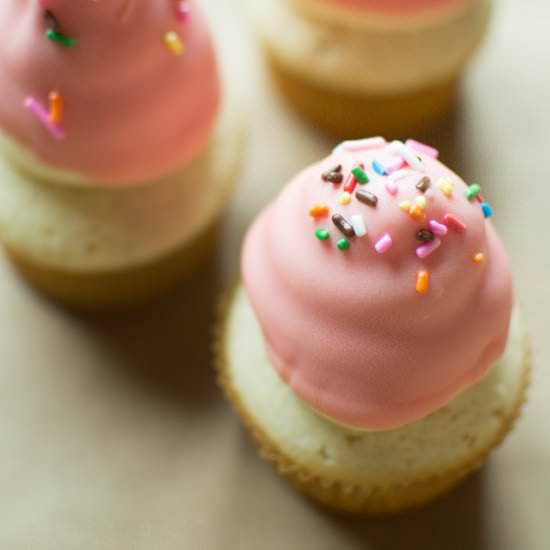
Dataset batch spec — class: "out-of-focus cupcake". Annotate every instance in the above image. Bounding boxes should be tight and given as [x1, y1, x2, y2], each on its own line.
[216, 137, 530, 515]
[0, 0, 245, 308]
[247, 0, 491, 136]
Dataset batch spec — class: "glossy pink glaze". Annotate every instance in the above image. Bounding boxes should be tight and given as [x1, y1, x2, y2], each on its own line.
[316, 0, 471, 14]
[242, 141, 513, 430]
[0, 0, 220, 184]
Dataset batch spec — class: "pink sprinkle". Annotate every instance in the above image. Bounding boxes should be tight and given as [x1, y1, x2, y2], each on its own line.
[375, 234, 393, 254]
[385, 181, 398, 196]
[443, 213, 467, 233]
[429, 220, 448, 236]
[334, 137, 386, 154]
[406, 139, 439, 159]
[386, 157, 406, 174]
[416, 238, 442, 259]
[177, 1, 191, 23]
[24, 96, 65, 141]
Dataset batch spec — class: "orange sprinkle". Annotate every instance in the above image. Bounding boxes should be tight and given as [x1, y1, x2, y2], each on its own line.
[473, 253, 485, 264]
[309, 203, 330, 218]
[48, 90, 63, 123]
[409, 204, 427, 223]
[416, 271, 430, 294]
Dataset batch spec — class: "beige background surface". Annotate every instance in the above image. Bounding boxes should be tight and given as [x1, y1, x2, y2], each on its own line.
[0, 0, 548, 548]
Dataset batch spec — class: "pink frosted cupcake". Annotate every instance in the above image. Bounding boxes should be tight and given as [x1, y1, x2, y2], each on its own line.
[0, 0, 245, 308]
[216, 137, 530, 515]
[247, 0, 491, 136]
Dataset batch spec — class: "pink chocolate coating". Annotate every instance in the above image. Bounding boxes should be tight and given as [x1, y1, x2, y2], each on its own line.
[242, 141, 513, 430]
[0, 0, 220, 184]
[315, 0, 471, 14]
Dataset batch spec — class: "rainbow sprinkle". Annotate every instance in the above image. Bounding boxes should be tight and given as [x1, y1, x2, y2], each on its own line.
[481, 202, 493, 218]
[309, 204, 330, 218]
[465, 184, 482, 201]
[416, 271, 430, 294]
[416, 238, 441, 259]
[176, 1, 191, 23]
[315, 228, 330, 241]
[406, 139, 439, 159]
[437, 178, 454, 198]
[165, 31, 184, 55]
[443, 213, 467, 233]
[24, 96, 65, 140]
[429, 220, 448, 236]
[385, 181, 398, 196]
[473, 253, 485, 264]
[339, 192, 352, 205]
[334, 137, 386, 154]
[389, 140, 425, 172]
[374, 234, 393, 254]
[337, 238, 350, 251]
[351, 215, 367, 238]
[311, 138, 493, 295]
[43, 9, 60, 34]
[352, 165, 369, 184]
[46, 28, 76, 48]
[48, 90, 63, 123]
[372, 160, 387, 176]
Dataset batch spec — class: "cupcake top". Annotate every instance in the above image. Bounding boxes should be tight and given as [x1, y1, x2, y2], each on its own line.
[0, 0, 220, 185]
[242, 137, 513, 431]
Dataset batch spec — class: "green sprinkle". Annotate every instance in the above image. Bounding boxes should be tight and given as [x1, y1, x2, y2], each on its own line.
[337, 238, 350, 251]
[351, 166, 369, 185]
[46, 29, 76, 48]
[315, 228, 330, 241]
[465, 183, 482, 200]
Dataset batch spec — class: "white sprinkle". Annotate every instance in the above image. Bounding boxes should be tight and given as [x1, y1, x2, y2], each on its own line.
[351, 215, 367, 237]
[334, 137, 386, 154]
[388, 140, 425, 172]
[388, 169, 410, 183]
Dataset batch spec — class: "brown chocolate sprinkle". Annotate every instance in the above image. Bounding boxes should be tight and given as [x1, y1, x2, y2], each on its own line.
[416, 228, 435, 242]
[43, 10, 61, 33]
[416, 176, 431, 193]
[332, 214, 355, 238]
[322, 165, 343, 184]
[356, 189, 378, 207]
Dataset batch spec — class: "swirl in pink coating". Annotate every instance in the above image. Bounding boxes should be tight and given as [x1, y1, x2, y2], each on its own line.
[242, 138, 513, 431]
[313, 0, 471, 14]
[0, 0, 220, 184]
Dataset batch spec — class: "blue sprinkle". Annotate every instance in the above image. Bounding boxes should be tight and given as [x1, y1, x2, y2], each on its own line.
[372, 160, 388, 176]
[481, 202, 493, 219]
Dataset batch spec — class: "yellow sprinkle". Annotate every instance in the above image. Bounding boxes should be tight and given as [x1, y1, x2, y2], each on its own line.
[415, 195, 427, 210]
[473, 253, 485, 264]
[437, 178, 454, 198]
[339, 192, 351, 205]
[400, 200, 412, 212]
[48, 90, 63, 123]
[165, 31, 184, 56]
[416, 271, 430, 294]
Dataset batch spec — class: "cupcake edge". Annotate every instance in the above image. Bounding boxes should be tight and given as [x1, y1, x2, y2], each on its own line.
[214, 284, 532, 515]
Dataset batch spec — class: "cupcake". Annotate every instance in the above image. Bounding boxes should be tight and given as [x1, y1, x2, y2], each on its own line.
[247, 0, 491, 137]
[0, 0, 245, 308]
[216, 137, 530, 515]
